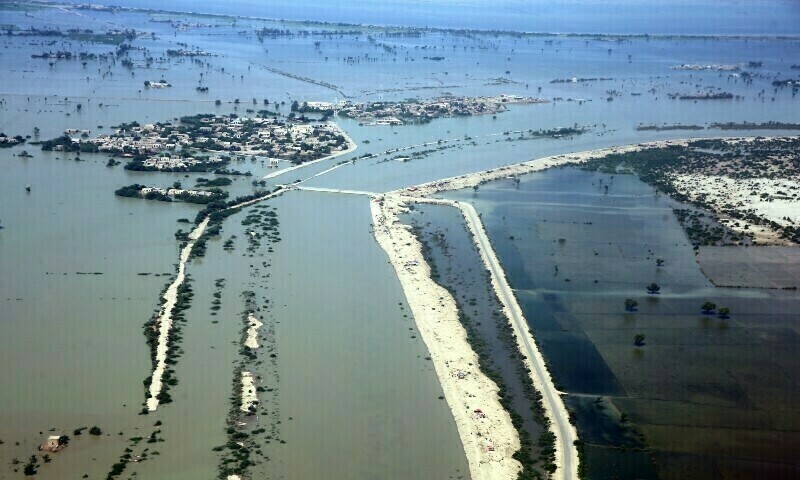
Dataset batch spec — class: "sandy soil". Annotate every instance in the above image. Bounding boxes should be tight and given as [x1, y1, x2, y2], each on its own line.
[672, 173, 799, 244]
[371, 197, 522, 480]
[146, 216, 209, 411]
[244, 313, 263, 349]
[240, 371, 258, 413]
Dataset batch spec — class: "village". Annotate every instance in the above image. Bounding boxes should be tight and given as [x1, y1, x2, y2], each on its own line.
[50, 114, 352, 171]
[114, 183, 225, 203]
[333, 94, 548, 125]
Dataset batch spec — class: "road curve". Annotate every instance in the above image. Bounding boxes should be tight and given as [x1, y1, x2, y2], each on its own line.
[459, 201, 579, 480]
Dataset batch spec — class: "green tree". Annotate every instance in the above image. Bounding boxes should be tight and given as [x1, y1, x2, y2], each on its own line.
[701, 302, 716, 315]
[646, 283, 660, 294]
[624, 299, 638, 311]
[656, 258, 665, 267]
[24, 455, 37, 476]
[718, 307, 730, 319]
[89, 426, 102, 436]
[634, 333, 646, 347]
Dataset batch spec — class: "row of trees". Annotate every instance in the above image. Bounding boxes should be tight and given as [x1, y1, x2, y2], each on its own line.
[625, 294, 731, 317]
[626, 285, 732, 347]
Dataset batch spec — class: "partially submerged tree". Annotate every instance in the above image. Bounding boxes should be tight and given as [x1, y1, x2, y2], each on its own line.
[646, 283, 660, 294]
[718, 307, 730, 319]
[624, 299, 638, 311]
[701, 302, 716, 315]
[634, 333, 646, 347]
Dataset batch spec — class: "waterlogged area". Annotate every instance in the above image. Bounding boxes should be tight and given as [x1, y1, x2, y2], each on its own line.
[447, 168, 800, 479]
[2, 1, 800, 479]
[259, 192, 468, 480]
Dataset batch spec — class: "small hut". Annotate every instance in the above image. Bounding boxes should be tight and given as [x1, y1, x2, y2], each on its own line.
[39, 435, 67, 452]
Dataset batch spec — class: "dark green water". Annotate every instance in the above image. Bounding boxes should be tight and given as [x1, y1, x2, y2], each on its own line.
[447, 167, 800, 479]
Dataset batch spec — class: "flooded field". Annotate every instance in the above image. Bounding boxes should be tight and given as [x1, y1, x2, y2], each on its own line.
[446, 167, 800, 479]
[1, 1, 800, 478]
[697, 246, 800, 289]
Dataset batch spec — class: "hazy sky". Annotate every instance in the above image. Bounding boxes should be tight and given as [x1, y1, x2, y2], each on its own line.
[101, 0, 800, 34]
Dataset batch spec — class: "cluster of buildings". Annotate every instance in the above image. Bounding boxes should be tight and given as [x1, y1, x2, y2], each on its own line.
[144, 80, 171, 88]
[82, 115, 348, 164]
[64, 128, 91, 135]
[337, 95, 547, 124]
[91, 126, 177, 155]
[140, 187, 216, 198]
[672, 63, 741, 72]
[0, 133, 25, 147]
[140, 155, 223, 170]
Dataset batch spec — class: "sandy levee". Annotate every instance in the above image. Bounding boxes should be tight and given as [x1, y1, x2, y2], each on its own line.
[401, 138, 704, 198]
[244, 313, 263, 349]
[371, 197, 521, 480]
[147, 216, 209, 411]
[146, 188, 286, 411]
[402, 195, 581, 479]
[240, 371, 258, 414]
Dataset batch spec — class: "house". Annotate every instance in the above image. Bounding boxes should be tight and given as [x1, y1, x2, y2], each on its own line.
[290, 124, 314, 136]
[141, 187, 168, 195]
[305, 101, 334, 110]
[39, 435, 66, 453]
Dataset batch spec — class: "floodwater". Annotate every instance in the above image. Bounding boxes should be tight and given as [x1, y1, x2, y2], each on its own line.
[446, 168, 800, 479]
[2, 3, 800, 479]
